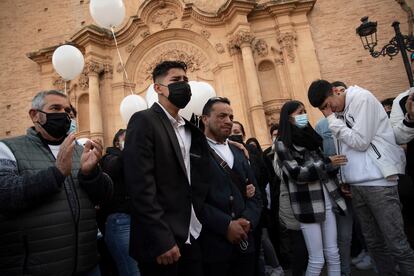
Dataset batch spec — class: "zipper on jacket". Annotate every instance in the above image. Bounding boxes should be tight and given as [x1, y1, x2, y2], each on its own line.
[370, 143, 381, 159]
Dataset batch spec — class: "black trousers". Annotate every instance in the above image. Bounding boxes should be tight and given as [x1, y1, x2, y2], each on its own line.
[203, 249, 255, 276]
[138, 239, 203, 276]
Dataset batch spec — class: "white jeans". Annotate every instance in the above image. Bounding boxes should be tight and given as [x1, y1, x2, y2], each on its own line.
[300, 187, 341, 276]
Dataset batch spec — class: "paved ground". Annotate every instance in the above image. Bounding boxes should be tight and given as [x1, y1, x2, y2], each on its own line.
[283, 266, 377, 275]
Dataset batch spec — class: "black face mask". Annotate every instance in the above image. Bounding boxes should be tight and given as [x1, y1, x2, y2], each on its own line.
[37, 110, 71, 139]
[228, 134, 244, 144]
[167, 81, 192, 109]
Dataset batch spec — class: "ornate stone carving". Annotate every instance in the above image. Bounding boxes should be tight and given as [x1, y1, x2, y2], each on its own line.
[215, 43, 225, 54]
[78, 61, 105, 89]
[182, 22, 193, 29]
[265, 106, 282, 126]
[271, 46, 284, 65]
[52, 76, 66, 91]
[141, 30, 150, 38]
[116, 62, 123, 73]
[277, 32, 297, 63]
[201, 29, 211, 39]
[254, 39, 268, 57]
[126, 43, 135, 53]
[135, 42, 211, 85]
[227, 43, 240, 56]
[227, 30, 254, 55]
[84, 61, 105, 76]
[152, 9, 177, 29]
[78, 73, 89, 90]
[104, 64, 113, 78]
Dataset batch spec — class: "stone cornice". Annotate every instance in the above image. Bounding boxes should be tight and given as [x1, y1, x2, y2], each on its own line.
[264, 0, 316, 16]
[182, 0, 256, 26]
[26, 42, 85, 65]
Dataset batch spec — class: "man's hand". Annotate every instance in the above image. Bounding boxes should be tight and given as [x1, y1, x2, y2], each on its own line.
[246, 184, 255, 198]
[340, 183, 352, 198]
[226, 220, 248, 244]
[405, 91, 414, 121]
[56, 133, 76, 176]
[80, 139, 103, 175]
[329, 155, 348, 167]
[228, 140, 250, 159]
[156, 245, 181, 265]
[238, 218, 251, 234]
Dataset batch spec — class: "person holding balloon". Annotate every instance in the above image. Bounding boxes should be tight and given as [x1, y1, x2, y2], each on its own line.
[123, 60, 212, 276]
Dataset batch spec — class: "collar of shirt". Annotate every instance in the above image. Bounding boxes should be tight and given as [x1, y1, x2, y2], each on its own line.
[206, 136, 228, 145]
[156, 102, 186, 128]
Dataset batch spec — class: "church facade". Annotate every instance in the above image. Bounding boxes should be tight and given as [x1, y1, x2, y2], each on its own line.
[0, 0, 411, 146]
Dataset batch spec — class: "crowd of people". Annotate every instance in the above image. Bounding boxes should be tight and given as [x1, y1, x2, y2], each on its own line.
[1, 59, 414, 276]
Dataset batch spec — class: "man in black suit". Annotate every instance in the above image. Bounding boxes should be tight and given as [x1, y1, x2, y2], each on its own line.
[123, 61, 211, 276]
[199, 97, 262, 276]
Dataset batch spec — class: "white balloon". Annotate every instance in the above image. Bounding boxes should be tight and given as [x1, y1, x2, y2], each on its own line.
[52, 45, 85, 81]
[188, 81, 217, 116]
[120, 95, 147, 125]
[145, 84, 158, 108]
[90, 0, 126, 29]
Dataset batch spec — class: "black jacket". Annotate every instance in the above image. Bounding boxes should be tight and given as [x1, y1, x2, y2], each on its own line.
[123, 103, 211, 262]
[199, 144, 262, 262]
[100, 147, 130, 216]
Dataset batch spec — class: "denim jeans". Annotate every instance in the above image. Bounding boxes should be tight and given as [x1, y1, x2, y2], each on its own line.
[105, 213, 140, 276]
[351, 185, 414, 276]
[335, 198, 353, 276]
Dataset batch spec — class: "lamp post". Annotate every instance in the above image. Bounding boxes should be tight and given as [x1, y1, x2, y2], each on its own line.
[356, 16, 414, 87]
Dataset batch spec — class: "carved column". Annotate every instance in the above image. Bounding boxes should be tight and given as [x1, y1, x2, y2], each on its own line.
[85, 61, 104, 142]
[230, 30, 270, 145]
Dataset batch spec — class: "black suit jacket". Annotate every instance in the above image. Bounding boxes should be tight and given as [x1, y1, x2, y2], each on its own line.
[199, 144, 262, 262]
[123, 103, 211, 262]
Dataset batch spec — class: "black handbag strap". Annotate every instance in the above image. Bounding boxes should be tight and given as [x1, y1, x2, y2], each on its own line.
[208, 147, 247, 200]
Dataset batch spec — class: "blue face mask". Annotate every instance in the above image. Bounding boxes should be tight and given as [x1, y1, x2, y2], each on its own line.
[294, 114, 308, 128]
[68, 119, 77, 134]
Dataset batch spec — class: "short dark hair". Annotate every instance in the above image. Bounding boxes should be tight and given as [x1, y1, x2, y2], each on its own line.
[232, 121, 246, 137]
[331, 81, 347, 89]
[381, 97, 395, 107]
[152, 60, 187, 82]
[202, 96, 231, 116]
[269, 123, 279, 136]
[308, 79, 333, 107]
[113, 129, 126, 147]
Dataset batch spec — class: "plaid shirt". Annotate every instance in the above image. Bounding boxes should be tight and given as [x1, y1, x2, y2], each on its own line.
[275, 140, 346, 223]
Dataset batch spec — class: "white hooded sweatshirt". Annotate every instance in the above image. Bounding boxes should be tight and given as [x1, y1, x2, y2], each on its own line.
[327, 85, 406, 186]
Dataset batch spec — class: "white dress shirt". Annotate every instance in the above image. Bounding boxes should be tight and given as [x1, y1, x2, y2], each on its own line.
[206, 137, 234, 169]
[157, 103, 202, 243]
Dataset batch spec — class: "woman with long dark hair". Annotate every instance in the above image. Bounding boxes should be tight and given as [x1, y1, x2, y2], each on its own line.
[275, 100, 347, 276]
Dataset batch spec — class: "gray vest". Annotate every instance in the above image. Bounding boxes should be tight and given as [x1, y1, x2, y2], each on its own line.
[0, 129, 98, 275]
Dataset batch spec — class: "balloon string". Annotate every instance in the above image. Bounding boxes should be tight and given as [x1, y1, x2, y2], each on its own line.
[111, 26, 134, 95]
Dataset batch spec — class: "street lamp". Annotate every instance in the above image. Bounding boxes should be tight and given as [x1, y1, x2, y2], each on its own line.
[356, 16, 414, 87]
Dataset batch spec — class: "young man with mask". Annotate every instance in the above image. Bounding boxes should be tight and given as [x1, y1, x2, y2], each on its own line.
[0, 90, 113, 275]
[308, 80, 414, 276]
[123, 60, 211, 276]
[199, 97, 262, 276]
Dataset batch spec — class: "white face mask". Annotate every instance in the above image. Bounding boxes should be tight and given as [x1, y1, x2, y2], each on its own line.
[119, 140, 125, 150]
[68, 119, 77, 134]
[294, 114, 308, 128]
